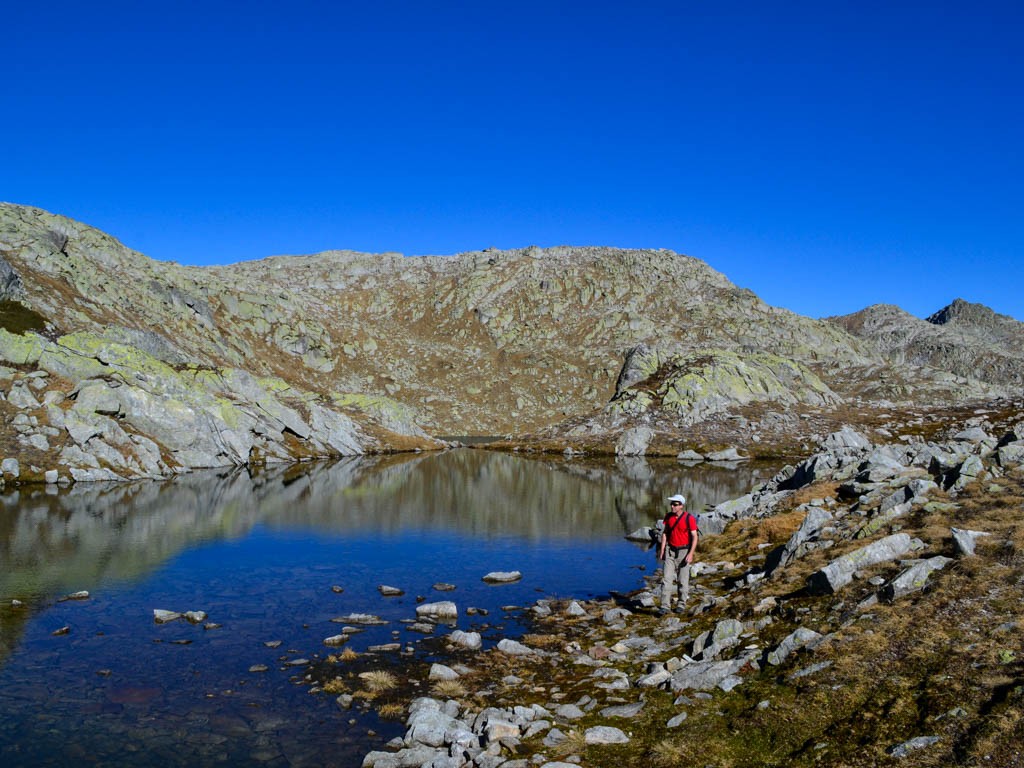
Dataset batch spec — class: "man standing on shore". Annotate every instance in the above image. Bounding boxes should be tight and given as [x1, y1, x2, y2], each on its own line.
[657, 494, 699, 615]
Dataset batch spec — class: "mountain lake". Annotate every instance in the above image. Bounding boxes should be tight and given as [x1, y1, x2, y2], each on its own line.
[0, 448, 777, 767]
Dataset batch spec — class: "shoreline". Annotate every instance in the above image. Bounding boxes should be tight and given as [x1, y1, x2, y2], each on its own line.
[310, 414, 1024, 768]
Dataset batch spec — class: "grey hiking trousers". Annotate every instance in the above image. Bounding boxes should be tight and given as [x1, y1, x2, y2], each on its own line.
[661, 547, 692, 610]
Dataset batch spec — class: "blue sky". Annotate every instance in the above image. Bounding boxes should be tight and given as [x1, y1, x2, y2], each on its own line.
[5, 2, 1022, 320]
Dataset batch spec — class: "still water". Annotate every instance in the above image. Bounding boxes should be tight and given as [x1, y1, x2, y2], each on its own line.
[0, 449, 772, 767]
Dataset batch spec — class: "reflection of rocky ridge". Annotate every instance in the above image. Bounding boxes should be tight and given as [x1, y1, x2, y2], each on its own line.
[0, 451, 772, 668]
[0, 451, 770, 603]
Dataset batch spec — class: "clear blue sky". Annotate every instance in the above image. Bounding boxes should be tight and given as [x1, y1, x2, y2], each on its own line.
[4, 1, 1022, 320]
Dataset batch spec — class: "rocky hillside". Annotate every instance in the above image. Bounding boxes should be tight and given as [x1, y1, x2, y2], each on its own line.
[1, 203, 1022, 482]
[829, 300, 1024, 390]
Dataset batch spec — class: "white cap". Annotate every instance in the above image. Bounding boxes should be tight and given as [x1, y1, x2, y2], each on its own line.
[667, 494, 686, 505]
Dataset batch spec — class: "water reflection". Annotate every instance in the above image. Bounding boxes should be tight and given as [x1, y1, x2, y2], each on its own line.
[0, 449, 773, 767]
[0, 450, 768, 602]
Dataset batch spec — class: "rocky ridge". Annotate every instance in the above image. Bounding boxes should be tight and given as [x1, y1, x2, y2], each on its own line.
[2, 202, 1023, 482]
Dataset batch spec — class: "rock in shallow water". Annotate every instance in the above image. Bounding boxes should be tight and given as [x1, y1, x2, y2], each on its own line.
[482, 571, 522, 583]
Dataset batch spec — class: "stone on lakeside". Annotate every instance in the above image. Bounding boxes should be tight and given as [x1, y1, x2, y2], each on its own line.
[615, 425, 653, 456]
[565, 601, 589, 617]
[428, 663, 460, 681]
[448, 629, 482, 650]
[677, 449, 704, 462]
[705, 447, 746, 462]
[416, 601, 458, 620]
[496, 638, 536, 656]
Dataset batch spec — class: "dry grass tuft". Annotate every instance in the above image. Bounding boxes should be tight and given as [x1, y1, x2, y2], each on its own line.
[552, 730, 587, 757]
[338, 647, 360, 662]
[649, 737, 694, 767]
[753, 509, 807, 545]
[521, 633, 562, 649]
[431, 679, 467, 698]
[321, 677, 348, 694]
[358, 670, 399, 692]
[376, 702, 405, 720]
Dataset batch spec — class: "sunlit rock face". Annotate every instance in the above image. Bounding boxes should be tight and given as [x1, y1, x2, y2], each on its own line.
[0, 202, 1021, 479]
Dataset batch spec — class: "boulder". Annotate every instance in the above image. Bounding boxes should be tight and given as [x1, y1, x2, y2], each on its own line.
[807, 533, 914, 594]
[616, 426, 654, 456]
[416, 602, 458, 621]
[951, 527, 990, 556]
[583, 726, 629, 744]
[881, 556, 953, 602]
[821, 426, 871, 452]
[767, 627, 823, 666]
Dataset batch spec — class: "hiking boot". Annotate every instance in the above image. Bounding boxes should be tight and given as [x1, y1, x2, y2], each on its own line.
[656, 607, 668, 616]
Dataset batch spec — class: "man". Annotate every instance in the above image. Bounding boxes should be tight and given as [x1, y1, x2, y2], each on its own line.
[657, 493, 699, 615]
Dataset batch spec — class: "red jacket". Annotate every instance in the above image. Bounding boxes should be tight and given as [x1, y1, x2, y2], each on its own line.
[662, 510, 698, 549]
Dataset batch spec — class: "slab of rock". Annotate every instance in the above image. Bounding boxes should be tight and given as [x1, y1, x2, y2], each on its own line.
[616, 426, 653, 456]
[416, 601, 458, 621]
[887, 736, 940, 758]
[821, 426, 871, 451]
[951, 527, 990, 556]
[496, 638, 535, 656]
[807, 533, 913, 594]
[482, 571, 522, 583]
[584, 725, 629, 744]
[881, 556, 953, 602]
[669, 658, 748, 692]
[153, 609, 182, 624]
[599, 701, 644, 718]
[323, 634, 349, 647]
[767, 627, 823, 666]
[705, 447, 746, 462]
[448, 630, 482, 651]
[332, 613, 388, 625]
[378, 585, 405, 596]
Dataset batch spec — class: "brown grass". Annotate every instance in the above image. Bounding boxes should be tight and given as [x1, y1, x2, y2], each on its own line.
[321, 677, 347, 694]
[430, 679, 467, 698]
[358, 670, 399, 692]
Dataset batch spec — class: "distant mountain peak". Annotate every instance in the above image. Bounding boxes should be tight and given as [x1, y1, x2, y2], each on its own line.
[926, 298, 1020, 331]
